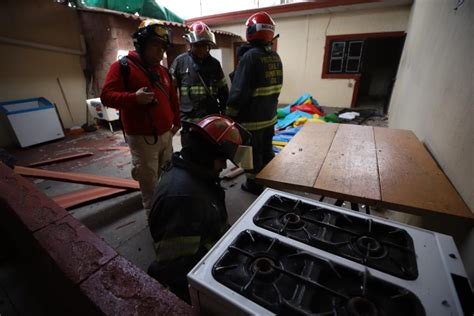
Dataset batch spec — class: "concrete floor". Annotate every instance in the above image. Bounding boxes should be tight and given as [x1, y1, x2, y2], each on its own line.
[8, 128, 257, 272]
[4, 123, 389, 274]
[0, 122, 406, 314]
[1, 128, 258, 315]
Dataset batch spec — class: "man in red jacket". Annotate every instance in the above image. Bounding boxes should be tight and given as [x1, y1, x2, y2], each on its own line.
[101, 19, 180, 210]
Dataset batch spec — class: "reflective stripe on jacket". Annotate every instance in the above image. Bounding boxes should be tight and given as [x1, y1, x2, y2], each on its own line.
[226, 43, 283, 131]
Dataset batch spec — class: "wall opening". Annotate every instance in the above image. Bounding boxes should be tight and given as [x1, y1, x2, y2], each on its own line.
[322, 32, 406, 110]
[357, 36, 405, 113]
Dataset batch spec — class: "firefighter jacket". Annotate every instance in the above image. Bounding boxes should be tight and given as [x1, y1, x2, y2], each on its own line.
[226, 43, 283, 131]
[148, 153, 229, 281]
[170, 52, 229, 120]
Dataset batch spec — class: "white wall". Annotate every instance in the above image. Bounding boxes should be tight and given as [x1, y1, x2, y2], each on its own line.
[0, 0, 87, 147]
[388, 0, 473, 281]
[210, 47, 234, 87]
[0, 44, 87, 131]
[215, 5, 410, 106]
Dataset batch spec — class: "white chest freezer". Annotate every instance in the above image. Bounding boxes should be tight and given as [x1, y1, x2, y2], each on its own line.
[86, 98, 119, 122]
[0, 97, 65, 148]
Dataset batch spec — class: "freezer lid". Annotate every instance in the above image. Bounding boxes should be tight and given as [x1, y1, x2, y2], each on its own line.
[0, 97, 54, 115]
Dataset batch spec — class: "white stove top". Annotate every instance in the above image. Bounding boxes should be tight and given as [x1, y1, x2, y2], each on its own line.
[188, 189, 472, 315]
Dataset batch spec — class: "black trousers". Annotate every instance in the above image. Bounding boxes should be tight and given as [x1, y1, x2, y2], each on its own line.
[148, 259, 194, 303]
[247, 126, 275, 183]
[180, 127, 191, 149]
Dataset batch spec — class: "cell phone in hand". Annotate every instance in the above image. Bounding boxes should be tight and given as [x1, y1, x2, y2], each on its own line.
[144, 87, 158, 105]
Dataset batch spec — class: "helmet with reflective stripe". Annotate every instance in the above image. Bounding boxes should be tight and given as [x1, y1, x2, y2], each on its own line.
[182, 115, 252, 166]
[246, 11, 275, 43]
[184, 21, 217, 47]
[132, 19, 171, 52]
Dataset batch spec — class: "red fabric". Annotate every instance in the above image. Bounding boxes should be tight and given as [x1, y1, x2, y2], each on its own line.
[290, 104, 325, 116]
[100, 51, 180, 136]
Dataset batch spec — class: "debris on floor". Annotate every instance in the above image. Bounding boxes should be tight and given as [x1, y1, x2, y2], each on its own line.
[273, 93, 326, 153]
[338, 111, 361, 120]
[26, 151, 94, 167]
[52, 187, 127, 209]
[14, 165, 139, 189]
[0, 148, 17, 168]
[273, 95, 390, 153]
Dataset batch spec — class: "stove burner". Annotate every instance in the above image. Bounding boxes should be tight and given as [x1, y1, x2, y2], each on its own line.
[354, 236, 387, 260]
[282, 213, 305, 230]
[212, 230, 425, 315]
[252, 257, 274, 273]
[253, 195, 418, 280]
[250, 256, 280, 281]
[347, 297, 378, 316]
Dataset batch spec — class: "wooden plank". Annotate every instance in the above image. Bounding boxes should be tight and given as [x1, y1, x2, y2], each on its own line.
[98, 146, 129, 152]
[374, 127, 473, 220]
[314, 124, 381, 203]
[26, 152, 94, 167]
[52, 187, 128, 209]
[14, 166, 139, 190]
[257, 123, 339, 192]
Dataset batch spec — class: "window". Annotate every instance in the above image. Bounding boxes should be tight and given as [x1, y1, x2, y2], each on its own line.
[328, 40, 364, 74]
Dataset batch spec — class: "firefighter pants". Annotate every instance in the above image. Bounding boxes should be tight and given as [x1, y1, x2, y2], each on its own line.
[246, 126, 275, 185]
[126, 132, 173, 209]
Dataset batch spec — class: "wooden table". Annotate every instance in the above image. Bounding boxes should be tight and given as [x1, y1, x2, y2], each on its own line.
[257, 123, 473, 221]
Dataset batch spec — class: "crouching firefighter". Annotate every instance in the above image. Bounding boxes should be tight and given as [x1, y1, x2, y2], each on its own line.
[101, 19, 181, 210]
[147, 115, 252, 302]
[169, 21, 229, 146]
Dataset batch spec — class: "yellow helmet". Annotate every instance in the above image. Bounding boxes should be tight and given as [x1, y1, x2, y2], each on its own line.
[133, 19, 171, 50]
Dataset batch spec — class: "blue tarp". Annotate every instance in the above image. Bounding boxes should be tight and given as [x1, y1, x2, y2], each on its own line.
[275, 110, 313, 129]
[277, 93, 321, 119]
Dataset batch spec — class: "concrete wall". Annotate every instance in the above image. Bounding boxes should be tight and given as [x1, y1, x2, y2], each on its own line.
[214, 5, 410, 106]
[388, 0, 474, 280]
[0, 0, 87, 147]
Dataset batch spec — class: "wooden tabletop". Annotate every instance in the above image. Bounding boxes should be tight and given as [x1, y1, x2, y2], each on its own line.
[257, 123, 473, 221]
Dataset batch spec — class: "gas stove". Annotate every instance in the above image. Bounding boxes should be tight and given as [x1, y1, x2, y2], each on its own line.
[188, 189, 473, 315]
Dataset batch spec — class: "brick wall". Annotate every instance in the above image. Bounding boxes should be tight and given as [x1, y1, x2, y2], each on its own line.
[79, 12, 240, 99]
[79, 12, 189, 98]
[0, 162, 193, 315]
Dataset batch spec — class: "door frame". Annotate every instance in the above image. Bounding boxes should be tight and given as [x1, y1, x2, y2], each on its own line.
[321, 31, 405, 107]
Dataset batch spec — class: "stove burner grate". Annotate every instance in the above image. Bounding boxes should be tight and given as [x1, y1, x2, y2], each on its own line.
[212, 230, 425, 315]
[253, 195, 418, 280]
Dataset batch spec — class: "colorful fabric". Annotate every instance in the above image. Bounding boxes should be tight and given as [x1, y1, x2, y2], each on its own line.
[276, 110, 313, 129]
[276, 93, 325, 120]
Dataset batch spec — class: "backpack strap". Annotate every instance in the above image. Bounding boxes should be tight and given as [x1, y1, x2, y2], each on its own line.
[119, 56, 130, 90]
[117, 56, 130, 142]
[126, 55, 170, 99]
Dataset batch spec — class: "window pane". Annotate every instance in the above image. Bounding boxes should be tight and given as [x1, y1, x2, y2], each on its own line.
[346, 58, 361, 72]
[329, 59, 343, 72]
[331, 42, 345, 58]
[348, 41, 363, 57]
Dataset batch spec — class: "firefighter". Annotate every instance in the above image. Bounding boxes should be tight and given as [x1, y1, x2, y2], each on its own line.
[226, 11, 283, 195]
[101, 19, 181, 210]
[147, 115, 251, 302]
[169, 21, 229, 145]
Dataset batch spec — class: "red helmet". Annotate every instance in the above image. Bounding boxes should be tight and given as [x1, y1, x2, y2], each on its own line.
[185, 21, 217, 47]
[182, 115, 251, 166]
[246, 11, 275, 43]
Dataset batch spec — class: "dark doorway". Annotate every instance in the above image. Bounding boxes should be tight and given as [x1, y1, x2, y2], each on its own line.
[357, 36, 405, 113]
[166, 44, 187, 68]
